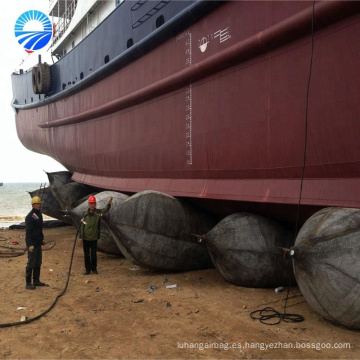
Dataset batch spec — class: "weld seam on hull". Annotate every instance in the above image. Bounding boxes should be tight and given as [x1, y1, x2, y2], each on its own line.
[71, 172, 360, 208]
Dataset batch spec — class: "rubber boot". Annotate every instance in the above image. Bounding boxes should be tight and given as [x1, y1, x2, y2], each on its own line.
[26, 269, 36, 290]
[33, 267, 47, 286]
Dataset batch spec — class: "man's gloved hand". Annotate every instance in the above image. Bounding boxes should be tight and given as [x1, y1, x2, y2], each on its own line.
[28, 245, 34, 252]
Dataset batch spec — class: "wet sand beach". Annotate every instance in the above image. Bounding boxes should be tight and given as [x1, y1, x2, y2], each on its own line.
[0, 226, 359, 359]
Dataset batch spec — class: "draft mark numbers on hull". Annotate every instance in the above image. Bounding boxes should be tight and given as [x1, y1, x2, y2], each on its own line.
[177, 30, 193, 166]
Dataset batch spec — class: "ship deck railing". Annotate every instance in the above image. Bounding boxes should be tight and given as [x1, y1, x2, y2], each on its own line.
[51, 0, 77, 47]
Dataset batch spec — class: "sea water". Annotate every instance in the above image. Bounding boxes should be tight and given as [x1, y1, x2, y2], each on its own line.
[0, 183, 47, 228]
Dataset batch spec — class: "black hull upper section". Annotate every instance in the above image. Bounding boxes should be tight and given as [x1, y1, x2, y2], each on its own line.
[11, 0, 222, 110]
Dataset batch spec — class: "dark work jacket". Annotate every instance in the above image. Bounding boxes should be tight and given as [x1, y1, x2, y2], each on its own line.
[25, 208, 44, 247]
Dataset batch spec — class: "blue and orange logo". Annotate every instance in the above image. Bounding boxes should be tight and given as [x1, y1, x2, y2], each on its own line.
[14, 10, 52, 53]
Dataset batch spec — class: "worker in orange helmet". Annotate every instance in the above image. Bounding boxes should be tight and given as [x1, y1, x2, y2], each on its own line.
[79, 195, 113, 275]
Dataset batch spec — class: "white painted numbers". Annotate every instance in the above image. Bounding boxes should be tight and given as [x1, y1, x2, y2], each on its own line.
[176, 31, 193, 166]
[185, 84, 192, 165]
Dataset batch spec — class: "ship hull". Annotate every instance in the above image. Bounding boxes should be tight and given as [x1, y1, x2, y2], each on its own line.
[12, 1, 360, 222]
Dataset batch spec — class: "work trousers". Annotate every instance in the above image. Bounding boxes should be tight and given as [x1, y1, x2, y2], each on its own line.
[26, 245, 42, 270]
[83, 239, 98, 272]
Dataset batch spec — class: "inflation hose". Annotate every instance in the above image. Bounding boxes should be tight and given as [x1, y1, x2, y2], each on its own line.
[0, 240, 56, 258]
[249, 270, 305, 325]
[294, 0, 315, 236]
[250, 306, 304, 326]
[250, 0, 315, 326]
[0, 228, 79, 328]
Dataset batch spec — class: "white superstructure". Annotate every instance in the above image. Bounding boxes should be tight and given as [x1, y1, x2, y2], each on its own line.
[50, 0, 121, 59]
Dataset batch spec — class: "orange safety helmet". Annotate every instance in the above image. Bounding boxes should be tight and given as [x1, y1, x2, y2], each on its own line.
[88, 195, 96, 203]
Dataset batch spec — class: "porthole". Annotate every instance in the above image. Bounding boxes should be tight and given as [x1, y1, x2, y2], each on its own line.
[156, 15, 164, 28]
[127, 38, 133, 48]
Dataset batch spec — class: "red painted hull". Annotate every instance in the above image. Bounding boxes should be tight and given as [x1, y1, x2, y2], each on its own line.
[14, 1, 360, 221]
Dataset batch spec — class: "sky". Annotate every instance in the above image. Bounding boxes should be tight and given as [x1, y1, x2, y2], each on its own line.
[0, 0, 66, 183]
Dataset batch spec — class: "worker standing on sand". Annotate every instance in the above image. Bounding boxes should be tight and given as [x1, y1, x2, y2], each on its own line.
[25, 196, 48, 290]
[79, 196, 113, 275]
